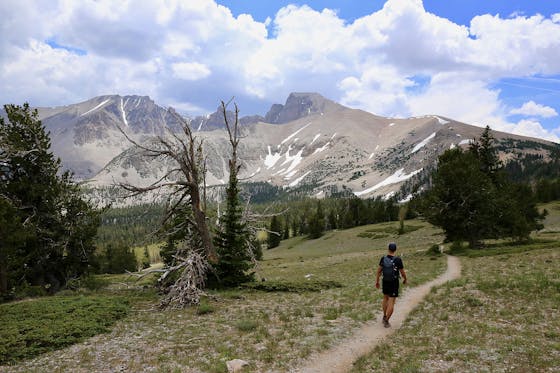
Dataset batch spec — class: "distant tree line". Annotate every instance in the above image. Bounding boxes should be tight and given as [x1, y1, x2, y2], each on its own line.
[265, 196, 404, 248]
[96, 204, 165, 249]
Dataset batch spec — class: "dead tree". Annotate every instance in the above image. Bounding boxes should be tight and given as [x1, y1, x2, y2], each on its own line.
[118, 108, 220, 306]
[119, 109, 217, 264]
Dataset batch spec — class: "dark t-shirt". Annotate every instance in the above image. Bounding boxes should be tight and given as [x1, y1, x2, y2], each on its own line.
[379, 255, 404, 281]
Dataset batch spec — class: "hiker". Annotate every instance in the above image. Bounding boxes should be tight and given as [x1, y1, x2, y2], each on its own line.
[375, 242, 407, 328]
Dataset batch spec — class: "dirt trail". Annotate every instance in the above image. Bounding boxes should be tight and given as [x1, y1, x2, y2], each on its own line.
[295, 255, 462, 373]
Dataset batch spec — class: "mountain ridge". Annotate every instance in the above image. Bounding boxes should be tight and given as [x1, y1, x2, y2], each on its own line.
[7, 92, 558, 205]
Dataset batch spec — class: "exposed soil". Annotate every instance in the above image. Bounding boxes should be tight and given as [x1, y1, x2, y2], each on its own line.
[295, 255, 462, 373]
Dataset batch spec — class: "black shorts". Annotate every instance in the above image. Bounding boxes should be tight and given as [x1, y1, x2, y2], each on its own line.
[382, 280, 399, 297]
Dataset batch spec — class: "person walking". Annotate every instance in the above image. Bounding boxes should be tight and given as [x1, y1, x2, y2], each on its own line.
[375, 242, 407, 328]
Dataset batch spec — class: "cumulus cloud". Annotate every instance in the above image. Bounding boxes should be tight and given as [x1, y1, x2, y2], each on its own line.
[1, 0, 560, 141]
[510, 119, 560, 142]
[172, 62, 211, 80]
[510, 101, 558, 118]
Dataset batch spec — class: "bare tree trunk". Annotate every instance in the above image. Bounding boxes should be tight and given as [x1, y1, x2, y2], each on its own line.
[191, 187, 217, 263]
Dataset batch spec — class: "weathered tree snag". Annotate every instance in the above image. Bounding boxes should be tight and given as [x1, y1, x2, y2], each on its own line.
[117, 109, 217, 264]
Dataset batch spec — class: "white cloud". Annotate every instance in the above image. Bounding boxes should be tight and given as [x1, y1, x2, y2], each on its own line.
[408, 73, 503, 123]
[469, 14, 560, 75]
[171, 62, 211, 80]
[510, 119, 560, 142]
[1, 0, 560, 143]
[510, 101, 558, 118]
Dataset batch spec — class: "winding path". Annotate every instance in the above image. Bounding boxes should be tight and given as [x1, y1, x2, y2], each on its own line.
[295, 255, 462, 373]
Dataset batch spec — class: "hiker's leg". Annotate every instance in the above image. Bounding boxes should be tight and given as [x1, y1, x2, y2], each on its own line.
[385, 297, 396, 320]
[382, 295, 389, 318]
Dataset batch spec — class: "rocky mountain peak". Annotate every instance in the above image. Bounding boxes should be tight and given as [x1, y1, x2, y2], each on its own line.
[264, 92, 344, 124]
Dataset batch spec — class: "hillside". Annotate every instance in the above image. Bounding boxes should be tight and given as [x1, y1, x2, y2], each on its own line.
[2, 203, 559, 372]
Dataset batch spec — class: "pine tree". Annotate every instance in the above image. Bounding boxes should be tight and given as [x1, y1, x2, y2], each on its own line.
[422, 148, 497, 247]
[470, 126, 502, 181]
[212, 102, 253, 287]
[327, 209, 337, 230]
[282, 216, 290, 239]
[267, 215, 282, 249]
[308, 201, 325, 239]
[423, 127, 545, 247]
[0, 103, 100, 295]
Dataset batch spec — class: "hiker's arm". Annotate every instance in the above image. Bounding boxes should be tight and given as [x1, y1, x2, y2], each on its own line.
[375, 266, 382, 288]
[400, 268, 407, 284]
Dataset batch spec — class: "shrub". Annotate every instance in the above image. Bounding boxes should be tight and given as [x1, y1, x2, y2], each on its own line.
[0, 295, 129, 364]
[240, 280, 343, 293]
[427, 244, 443, 256]
[197, 301, 215, 315]
[448, 241, 466, 255]
[235, 319, 259, 332]
[97, 244, 138, 274]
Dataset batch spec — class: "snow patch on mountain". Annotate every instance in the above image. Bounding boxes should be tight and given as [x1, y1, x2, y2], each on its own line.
[281, 122, 311, 145]
[279, 145, 304, 175]
[310, 133, 321, 146]
[283, 169, 298, 179]
[354, 168, 423, 197]
[313, 142, 330, 154]
[247, 167, 261, 178]
[265, 146, 282, 169]
[399, 194, 414, 203]
[436, 117, 450, 125]
[411, 132, 436, 154]
[120, 98, 129, 127]
[81, 99, 110, 116]
[288, 171, 311, 187]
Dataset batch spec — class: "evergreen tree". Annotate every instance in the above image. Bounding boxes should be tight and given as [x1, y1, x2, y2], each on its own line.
[291, 218, 299, 237]
[282, 216, 290, 239]
[0, 198, 30, 297]
[212, 139, 253, 287]
[308, 201, 325, 239]
[327, 209, 337, 230]
[423, 149, 496, 247]
[470, 126, 502, 180]
[267, 215, 282, 249]
[422, 128, 544, 247]
[0, 103, 100, 295]
[100, 244, 137, 274]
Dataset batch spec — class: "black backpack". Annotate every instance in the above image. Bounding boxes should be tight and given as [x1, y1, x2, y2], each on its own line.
[382, 255, 399, 281]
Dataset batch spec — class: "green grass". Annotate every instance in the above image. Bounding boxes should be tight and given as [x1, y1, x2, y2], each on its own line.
[351, 245, 560, 372]
[2, 203, 553, 372]
[0, 295, 130, 364]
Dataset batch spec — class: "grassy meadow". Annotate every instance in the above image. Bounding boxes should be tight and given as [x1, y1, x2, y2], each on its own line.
[1, 203, 559, 372]
[351, 202, 560, 372]
[0, 219, 446, 372]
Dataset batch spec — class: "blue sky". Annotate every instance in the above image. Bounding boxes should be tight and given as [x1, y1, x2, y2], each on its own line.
[221, 0, 558, 25]
[1, 0, 559, 141]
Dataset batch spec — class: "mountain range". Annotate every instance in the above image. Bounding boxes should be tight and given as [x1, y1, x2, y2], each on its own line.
[20, 92, 559, 205]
